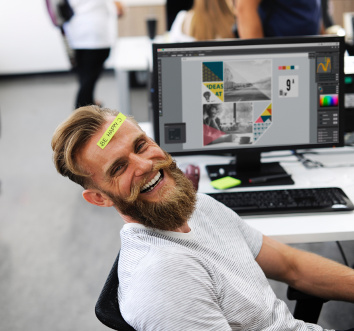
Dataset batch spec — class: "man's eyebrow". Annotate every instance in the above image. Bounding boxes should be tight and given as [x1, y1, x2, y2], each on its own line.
[104, 132, 147, 178]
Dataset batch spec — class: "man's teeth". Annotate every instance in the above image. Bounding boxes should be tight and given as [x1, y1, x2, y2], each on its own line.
[141, 171, 162, 193]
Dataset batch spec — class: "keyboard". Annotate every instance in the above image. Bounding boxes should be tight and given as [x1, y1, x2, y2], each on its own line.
[208, 187, 354, 216]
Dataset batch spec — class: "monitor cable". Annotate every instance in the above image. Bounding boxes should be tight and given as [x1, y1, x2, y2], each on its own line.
[292, 151, 324, 169]
[335, 241, 352, 268]
[292, 150, 354, 169]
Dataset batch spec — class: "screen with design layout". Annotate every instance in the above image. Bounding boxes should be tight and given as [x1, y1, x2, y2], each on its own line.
[152, 36, 344, 156]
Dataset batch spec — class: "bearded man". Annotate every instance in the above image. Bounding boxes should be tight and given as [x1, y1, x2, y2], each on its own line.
[52, 106, 354, 331]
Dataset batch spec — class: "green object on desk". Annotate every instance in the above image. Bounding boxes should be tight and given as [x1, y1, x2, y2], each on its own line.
[211, 176, 242, 190]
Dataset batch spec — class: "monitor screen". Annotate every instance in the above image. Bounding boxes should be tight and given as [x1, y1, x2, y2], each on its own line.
[152, 36, 345, 186]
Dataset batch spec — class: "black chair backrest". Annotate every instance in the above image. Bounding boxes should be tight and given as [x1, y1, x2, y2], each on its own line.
[95, 253, 135, 331]
[287, 286, 328, 324]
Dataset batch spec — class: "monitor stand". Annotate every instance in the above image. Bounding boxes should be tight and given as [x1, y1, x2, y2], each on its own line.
[205, 151, 294, 188]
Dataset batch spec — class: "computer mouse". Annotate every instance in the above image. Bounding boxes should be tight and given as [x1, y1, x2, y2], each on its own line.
[184, 164, 200, 191]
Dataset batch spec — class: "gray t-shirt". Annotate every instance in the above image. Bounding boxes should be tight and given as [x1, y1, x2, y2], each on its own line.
[118, 193, 332, 331]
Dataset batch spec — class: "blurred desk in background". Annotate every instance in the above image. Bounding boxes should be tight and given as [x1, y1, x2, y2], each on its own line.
[114, 35, 169, 115]
[114, 36, 152, 115]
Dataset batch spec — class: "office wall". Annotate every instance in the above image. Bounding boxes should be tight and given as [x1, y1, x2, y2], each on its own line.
[118, 4, 166, 37]
[0, 0, 166, 75]
[0, 0, 70, 75]
[330, 0, 354, 26]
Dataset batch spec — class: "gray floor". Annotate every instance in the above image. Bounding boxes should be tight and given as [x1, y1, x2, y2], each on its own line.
[0, 71, 353, 330]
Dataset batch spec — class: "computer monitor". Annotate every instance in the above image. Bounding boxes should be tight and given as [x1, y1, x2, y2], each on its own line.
[152, 36, 345, 187]
[344, 73, 354, 133]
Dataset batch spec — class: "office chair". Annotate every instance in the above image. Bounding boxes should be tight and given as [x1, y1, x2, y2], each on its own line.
[287, 286, 328, 324]
[95, 252, 329, 330]
[95, 252, 135, 331]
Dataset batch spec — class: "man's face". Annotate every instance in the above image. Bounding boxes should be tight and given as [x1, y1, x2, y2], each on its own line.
[78, 117, 196, 230]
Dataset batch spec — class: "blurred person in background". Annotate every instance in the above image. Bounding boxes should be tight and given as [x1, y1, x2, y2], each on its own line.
[64, 0, 124, 109]
[165, 0, 193, 31]
[169, 0, 235, 42]
[233, 0, 321, 39]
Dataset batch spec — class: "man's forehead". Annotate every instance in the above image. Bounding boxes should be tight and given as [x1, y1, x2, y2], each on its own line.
[83, 117, 139, 154]
[101, 115, 140, 135]
[99, 116, 145, 148]
[80, 117, 145, 169]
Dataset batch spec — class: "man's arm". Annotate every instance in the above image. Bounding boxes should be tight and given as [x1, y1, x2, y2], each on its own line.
[256, 235, 354, 302]
[234, 0, 263, 39]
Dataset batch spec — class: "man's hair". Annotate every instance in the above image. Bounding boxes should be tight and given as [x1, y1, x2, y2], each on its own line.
[51, 105, 128, 189]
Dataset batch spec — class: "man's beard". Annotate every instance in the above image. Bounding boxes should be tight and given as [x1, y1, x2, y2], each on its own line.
[103, 154, 197, 231]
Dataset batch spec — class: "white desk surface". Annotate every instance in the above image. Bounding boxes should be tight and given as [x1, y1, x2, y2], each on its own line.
[113, 36, 166, 115]
[114, 35, 167, 72]
[140, 121, 354, 244]
[115, 36, 152, 72]
[176, 149, 354, 244]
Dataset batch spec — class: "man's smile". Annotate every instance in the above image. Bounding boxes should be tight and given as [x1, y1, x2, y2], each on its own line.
[140, 170, 164, 194]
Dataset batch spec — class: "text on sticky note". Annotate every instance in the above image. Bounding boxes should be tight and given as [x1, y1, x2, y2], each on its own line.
[97, 113, 127, 149]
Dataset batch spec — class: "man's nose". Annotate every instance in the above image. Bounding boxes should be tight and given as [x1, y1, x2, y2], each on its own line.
[129, 154, 153, 177]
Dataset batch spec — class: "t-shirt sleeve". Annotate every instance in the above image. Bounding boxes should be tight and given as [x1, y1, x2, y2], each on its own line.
[234, 213, 263, 258]
[120, 247, 232, 331]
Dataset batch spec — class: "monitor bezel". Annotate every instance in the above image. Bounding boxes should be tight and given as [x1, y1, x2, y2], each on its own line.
[152, 35, 345, 157]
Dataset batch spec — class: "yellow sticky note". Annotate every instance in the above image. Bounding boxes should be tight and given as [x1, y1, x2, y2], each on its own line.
[211, 176, 241, 190]
[97, 113, 127, 149]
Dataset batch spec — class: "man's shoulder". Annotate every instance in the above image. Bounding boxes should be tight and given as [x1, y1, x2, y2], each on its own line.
[122, 244, 213, 285]
[195, 192, 236, 217]
[120, 245, 210, 304]
[121, 243, 200, 275]
[196, 192, 217, 205]
[135, 245, 200, 272]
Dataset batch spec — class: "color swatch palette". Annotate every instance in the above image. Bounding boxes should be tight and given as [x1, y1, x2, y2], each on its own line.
[278, 65, 299, 70]
[319, 94, 338, 107]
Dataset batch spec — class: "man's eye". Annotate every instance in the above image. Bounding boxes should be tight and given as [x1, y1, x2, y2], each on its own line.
[136, 141, 147, 152]
[112, 164, 124, 176]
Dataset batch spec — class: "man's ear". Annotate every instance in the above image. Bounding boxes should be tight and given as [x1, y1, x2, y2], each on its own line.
[82, 189, 114, 207]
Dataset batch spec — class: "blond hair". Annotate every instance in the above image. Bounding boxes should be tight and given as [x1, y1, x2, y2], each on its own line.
[189, 0, 235, 40]
[51, 105, 133, 189]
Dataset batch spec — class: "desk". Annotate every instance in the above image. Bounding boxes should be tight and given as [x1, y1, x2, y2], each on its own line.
[114, 36, 150, 115]
[141, 120, 354, 245]
[174, 148, 354, 244]
[114, 36, 165, 115]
